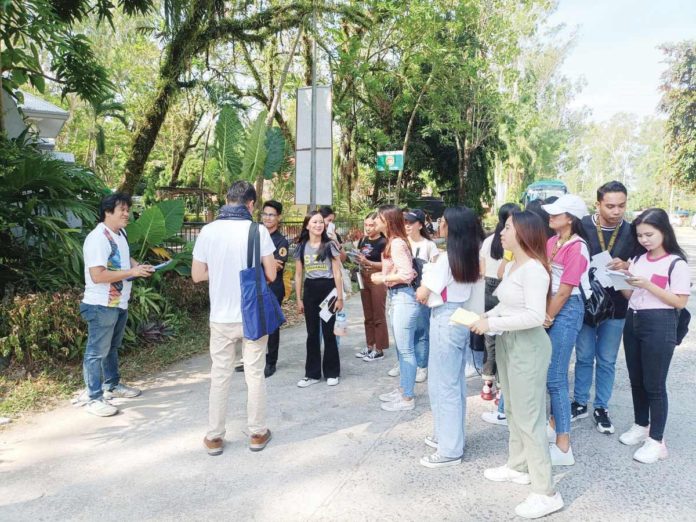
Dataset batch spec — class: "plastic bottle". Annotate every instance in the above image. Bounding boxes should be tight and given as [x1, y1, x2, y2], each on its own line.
[334, 310, 348, 336]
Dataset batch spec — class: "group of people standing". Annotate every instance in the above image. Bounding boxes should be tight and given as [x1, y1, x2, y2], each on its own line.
[76, 178, 689, 520]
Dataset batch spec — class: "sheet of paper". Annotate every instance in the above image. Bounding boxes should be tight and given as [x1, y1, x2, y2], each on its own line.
[608, 273, 633, 291]
[595, 270, 613, 288]
[449, 308, 480, 327]
[590, 250, 613, 270]
[319, 288, 338, 322]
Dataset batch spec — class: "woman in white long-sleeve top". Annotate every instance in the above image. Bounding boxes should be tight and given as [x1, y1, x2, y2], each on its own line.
[470, 210, 563, 520]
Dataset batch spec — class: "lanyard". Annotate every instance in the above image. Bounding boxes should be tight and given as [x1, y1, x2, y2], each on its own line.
[596, 216, 621, 254]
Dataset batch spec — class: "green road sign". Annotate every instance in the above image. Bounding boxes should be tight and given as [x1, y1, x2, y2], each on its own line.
[376, 150, 404, 171]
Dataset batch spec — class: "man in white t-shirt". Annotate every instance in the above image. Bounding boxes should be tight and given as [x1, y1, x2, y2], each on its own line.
[80, 193, 154, 417]
[192, 181, 277, 456]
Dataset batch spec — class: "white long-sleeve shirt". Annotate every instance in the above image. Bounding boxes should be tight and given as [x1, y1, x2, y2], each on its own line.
[487, 259, 549, 332]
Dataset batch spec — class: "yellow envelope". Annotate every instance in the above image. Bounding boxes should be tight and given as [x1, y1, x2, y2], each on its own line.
[449, 308, 480, 327]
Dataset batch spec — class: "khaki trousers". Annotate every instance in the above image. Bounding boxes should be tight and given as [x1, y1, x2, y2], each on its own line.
[497, 327, 554, 495]
[207, 322, 267, 439]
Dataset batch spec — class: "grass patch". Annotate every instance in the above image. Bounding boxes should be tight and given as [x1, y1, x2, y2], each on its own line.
[1, 300, 307, 419]
[0, 314, 209, 418]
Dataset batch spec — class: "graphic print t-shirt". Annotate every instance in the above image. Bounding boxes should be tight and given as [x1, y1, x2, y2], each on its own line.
[82, 223, 132, 309]
[358, 236, 387, 263]
[294, 241, 340, 279]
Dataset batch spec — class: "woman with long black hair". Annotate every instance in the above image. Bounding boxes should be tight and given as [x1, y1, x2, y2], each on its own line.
[415, 207, 482, 468]
[619, 208, 690, 463]
[293, 211, 344, 388]
[479, 203, 520, 404]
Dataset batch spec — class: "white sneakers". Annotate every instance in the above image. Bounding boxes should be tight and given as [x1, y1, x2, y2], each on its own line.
[327, 377, 340, 386]
[381, 397, 415, 411]
[549, 444, 575, 466]
[424, 435, 438, 449]
[481, 411, 508, 426]
[633, 438, 668, 463]
[619, 423, 650, 446]
[387, 364, 400, 377]
[515, 492, 564, 519]
[85, 398, 118, 417]
[415, 367, 428, 383]
[483, 465, 531, 485]
[297, 378, 320, 388]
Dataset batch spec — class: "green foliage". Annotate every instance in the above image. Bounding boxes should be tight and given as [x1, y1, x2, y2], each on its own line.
[660, 41, 696, 187]
[0, 138, 107, 293]
[0, 0, 150, 104]
[241, 110, 269, 182]
[159, 272, 209, 313]
[214, 104, 244, 180]
[263, 127, 286, 180]
[0, 290, 85, 368]
[125, 199, 185, 260]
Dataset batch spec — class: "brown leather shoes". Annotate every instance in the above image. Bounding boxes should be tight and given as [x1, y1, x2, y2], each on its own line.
[203, 436, 223, 456]
[249, 429, 272, 452]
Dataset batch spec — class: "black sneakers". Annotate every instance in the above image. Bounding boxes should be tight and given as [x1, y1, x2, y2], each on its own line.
[593, 408, 615, 434]
[570, 401, 588, 422]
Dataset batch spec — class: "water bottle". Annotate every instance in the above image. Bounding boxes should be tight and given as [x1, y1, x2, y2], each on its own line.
[334, 311, 348, 336]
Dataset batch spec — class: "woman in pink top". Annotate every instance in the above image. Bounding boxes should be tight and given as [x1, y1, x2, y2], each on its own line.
[618, 208, 690, 464]
[371, 205, 419, 412]
[540, 194, 590, 467]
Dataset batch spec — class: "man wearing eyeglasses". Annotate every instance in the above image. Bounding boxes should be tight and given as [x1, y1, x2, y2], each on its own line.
[261, 200, 289, 378]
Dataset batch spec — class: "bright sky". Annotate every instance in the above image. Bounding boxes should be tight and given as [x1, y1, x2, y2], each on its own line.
[548, 0, 696, 121]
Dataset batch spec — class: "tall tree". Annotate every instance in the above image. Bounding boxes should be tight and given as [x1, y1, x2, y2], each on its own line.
[659, 41, 696, 187]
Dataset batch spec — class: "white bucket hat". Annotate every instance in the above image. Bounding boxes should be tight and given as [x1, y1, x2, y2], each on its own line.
[542, 194, 589, 220]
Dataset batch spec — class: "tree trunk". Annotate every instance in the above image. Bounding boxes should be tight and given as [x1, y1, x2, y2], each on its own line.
[339, 120, 355, 211]
[255, 27, 303, 209]
[170, 112, 199, 186]
[119, 81, 178, 194]
[455, 134, 471, 204]
[394, 74, 432, 205]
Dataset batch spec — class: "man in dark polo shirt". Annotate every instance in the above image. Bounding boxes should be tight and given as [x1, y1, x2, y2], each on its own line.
[262, 200, 289, 378]
[571, 181, 638, 434]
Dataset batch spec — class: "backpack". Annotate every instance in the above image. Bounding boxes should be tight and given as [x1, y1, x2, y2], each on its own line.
[581, 267, 615, 327]
[668, 258, 691, 345]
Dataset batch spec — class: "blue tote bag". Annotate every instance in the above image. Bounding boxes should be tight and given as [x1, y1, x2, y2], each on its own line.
[240, 223, 286, 340]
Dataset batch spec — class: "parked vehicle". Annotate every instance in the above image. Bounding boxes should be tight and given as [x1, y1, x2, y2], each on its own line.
[522, 179, 568, 207]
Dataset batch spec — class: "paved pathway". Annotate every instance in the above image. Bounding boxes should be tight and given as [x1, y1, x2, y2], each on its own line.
[2, 230, 696, 521]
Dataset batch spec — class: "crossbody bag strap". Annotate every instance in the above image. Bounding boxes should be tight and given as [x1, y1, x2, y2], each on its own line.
[247, 222, 257, 269]
[250, 222, 267, 333]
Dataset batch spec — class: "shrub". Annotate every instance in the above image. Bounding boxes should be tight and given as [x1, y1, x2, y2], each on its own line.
[0, 290, 85, 368]
[159, 273, 209, 313]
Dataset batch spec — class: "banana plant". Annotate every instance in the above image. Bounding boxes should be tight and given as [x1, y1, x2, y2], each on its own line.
[214, 106, 286, 185]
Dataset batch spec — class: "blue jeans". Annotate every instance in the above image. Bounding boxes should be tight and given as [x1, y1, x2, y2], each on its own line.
[573, 319, 625, 409]
[388, 286, 419, 398]
[415, 303, 431, 368]
[80, 303, 127, 400]
[546, 295, 584, 435]
[428, 301, 470, 458]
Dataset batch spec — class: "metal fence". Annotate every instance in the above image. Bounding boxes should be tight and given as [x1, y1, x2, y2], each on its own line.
[167, 218, 365, 249]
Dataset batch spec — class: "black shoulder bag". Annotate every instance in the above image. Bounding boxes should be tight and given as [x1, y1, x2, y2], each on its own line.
[668, 258, 691, 345]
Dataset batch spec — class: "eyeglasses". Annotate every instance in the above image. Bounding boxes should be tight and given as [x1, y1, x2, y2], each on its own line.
[261, 213, 278, 218]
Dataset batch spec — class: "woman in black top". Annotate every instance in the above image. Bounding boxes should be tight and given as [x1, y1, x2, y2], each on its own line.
[355, 212, 389, 361]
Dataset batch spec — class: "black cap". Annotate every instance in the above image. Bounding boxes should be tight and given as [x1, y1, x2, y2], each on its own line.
[404, 209, 426, 225]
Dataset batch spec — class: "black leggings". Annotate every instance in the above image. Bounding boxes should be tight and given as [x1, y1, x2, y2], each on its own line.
[623, 309, 677, 441]
[303, 278, 340, 379]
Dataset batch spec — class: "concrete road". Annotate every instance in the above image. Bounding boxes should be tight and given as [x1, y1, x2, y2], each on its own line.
[2, 230, 696, 521]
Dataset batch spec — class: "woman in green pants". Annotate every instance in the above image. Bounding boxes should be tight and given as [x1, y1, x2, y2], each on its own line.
[471, 210, 562, 520]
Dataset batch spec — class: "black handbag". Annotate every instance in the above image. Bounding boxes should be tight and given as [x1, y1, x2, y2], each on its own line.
[580, 267, 615, 327]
